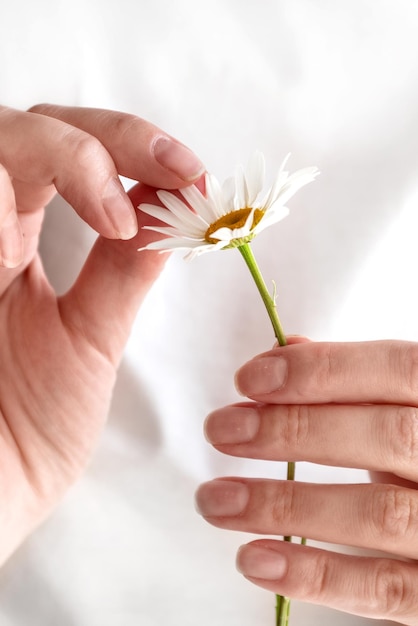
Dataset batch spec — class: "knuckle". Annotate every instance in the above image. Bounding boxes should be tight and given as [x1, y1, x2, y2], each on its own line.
[306, 551, 334, 602]
[303, 343, 338, 397]
[370, 560, 409, 617]
[371, 485, 417, 538]
[92, 110, 146, 149]
[65, 128, 108, 170]
[393, 342, 418, 398]
[282, 404, 310, 451]
[271, 480, 297, 526]
[112, 112, 143, 143]
[388, 406, 418, 469]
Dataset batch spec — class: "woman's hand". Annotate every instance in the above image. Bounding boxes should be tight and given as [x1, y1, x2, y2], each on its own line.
[197, 340, 418, 624]
[0, 103, 204, 564]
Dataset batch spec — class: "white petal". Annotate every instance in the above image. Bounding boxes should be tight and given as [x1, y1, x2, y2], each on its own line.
[221, 176, 236, 211]
[179, 182, 218, 224]
[142, 225, 191, 237]
[260, 153, 291, 209]
[274, 167, 319, 206]
[139, 204, 186, 228]
[157, 190, 206, 230]
[245, 151, 265, 205]
[234, 164, 248, 210]
[205, 173, 228, 218]
[229, 225, 253, 240]
[139, 236, 207, 252]
[253, 206, 289, 234]
[139, 204, 204, 237]
[184, 242, 224, 260]
[184, 248, 203, 261]
[242, 206, 257, 232]
[208, 226, 235, 242]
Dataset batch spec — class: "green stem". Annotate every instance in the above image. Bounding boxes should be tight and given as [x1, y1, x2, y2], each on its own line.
[237, 243, 287, 347]
[276, 594, 291, 626]
[283, 460, 295, 542]
[238, 242, 303, 626]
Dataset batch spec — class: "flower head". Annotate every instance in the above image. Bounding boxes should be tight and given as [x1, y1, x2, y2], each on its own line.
[138, 151, 319, 260]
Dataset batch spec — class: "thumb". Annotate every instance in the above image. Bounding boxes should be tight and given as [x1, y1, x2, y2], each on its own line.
[58, 183, 172, 364]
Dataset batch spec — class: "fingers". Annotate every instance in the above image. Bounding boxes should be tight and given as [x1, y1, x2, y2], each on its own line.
[195, 478, 418, 559]
[204, 402, 418, 482]
[234, 340, 418, 406]
[0, 102, 206, 363]
[29, 104, 205, 188]
[0, 106, 136, 239]
[0, 104, 205, 241]
[222, 341, 418, 482]
[203, 341, 418, 622]
[237, 539, 418, 624]
[58, 183, 171, 365]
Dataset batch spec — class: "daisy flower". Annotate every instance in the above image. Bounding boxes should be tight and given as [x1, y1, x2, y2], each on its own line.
[138, 151, 319, 260]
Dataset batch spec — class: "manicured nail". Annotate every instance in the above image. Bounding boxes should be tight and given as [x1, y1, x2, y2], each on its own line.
[237, 545, 287, 580]
[195, 480, 250, 517]
[204, 406, 260, 445]
[102, 178, 138, 239]
[153, 136, 205, 182]
[235, 356, 288, 396]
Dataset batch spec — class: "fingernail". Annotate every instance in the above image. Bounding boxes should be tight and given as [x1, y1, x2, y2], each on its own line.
[195, 480, 249, 517]
[235, 356, 288, 396]
[204, 406, 260, 445]
[153, 136, 205, 182]
[237, 545, 287, 580]
[102, 178, 138, 239]
[0, 211, 24, 268]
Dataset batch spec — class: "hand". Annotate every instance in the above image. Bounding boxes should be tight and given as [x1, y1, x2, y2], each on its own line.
[196, 340, 418, 625]
[0, 104, 204, 564]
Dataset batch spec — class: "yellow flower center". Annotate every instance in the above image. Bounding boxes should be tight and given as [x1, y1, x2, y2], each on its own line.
[205, 208, 264, 244]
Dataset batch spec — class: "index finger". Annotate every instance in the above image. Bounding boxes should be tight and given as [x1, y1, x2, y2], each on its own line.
[234, 340, 418, 406]
[29, 104, 205, 188]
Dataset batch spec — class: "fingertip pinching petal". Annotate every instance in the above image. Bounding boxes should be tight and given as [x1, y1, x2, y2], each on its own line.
[137, 151, 319, 259]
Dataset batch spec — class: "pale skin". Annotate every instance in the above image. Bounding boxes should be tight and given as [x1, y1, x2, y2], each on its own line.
[1, 104, 417, 625]
[0, 102, 205, 563]
[196, 338, 418, 624]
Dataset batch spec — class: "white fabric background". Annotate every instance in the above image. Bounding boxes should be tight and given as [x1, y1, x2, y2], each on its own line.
[0, 1, 417, 624]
